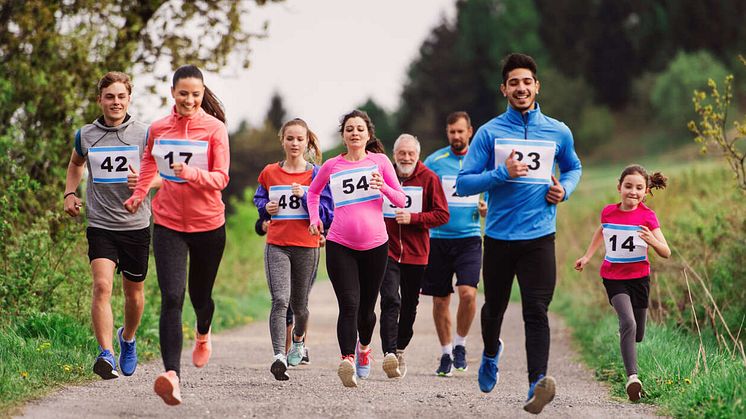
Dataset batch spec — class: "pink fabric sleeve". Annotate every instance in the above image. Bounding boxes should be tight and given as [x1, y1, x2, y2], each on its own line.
[179, 124, 230, 190]
[375, 154, 406, 207]
[308, 157, 335, 227]
[131, 129, 157, 202]
[646, 209, 661, 230]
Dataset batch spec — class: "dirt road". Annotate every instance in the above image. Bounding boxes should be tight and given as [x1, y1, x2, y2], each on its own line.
[18, 280, 661, 418]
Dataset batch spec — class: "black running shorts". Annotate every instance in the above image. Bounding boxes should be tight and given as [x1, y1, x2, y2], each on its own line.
[86, 226, 151, 282]
[421, 236, 482, 297]
[602, 276, 650, 309]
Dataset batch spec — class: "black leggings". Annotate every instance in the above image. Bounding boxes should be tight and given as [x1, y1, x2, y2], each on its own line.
[325, 240, 389, 356]
[379, 258, 426, 354]
[481, 234, 556, 383]
[153, 224, 226, 376]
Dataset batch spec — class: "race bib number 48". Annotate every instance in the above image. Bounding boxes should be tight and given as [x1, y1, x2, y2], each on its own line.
[494, 138, 556, 184]
[602, 223, 648, 263]
[88, 146, 140, 184]
[152, 139, 209, 183]
[382, 186, 423, 217]
[330, 165, 381, 208]
[268, 185, 309, 220]
[441, 175, 479, 207]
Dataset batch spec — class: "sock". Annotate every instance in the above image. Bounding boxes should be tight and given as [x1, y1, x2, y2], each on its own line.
[454, 334, 467, 347]
[441, 343, 453, 355]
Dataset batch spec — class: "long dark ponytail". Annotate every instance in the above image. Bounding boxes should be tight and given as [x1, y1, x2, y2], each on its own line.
[172, 65, 226, 123]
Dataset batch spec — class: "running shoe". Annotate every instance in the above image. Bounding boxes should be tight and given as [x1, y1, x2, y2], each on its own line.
[355, 342, 372, 379]
[382, 352, 401, 379]
[93, 348, 119, 380]
[626, 374, 642, 401]
[117, 327, 137, 376]
[453, 344, 468, 371]
[396, 349, 407, 378]
[301, 347, 310, 364]
[271, 354, 289, 381]
[338, 355, 357, 388]
[287, 339, 305, 367]
[523, 374, 556, 414]
[478, 338, 504, 393]
[436, 353, 453, 377]
[154, 370, 182, 406]
[192, 327, 212, 368]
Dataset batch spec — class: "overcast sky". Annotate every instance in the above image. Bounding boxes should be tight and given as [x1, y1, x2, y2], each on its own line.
[132, 0, 457, 149]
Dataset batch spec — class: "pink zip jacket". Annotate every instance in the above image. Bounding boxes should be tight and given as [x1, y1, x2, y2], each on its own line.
[129, 107, 230, 232]
[308, 152, 405, 251]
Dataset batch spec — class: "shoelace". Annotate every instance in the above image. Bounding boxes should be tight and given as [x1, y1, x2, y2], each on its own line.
[358, 350, 373, 366]
[341, 355, 354, 362]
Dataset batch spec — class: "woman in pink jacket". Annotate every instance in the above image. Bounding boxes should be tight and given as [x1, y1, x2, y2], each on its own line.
[307, 110, 406, 388]
[124, 65, 229, 406]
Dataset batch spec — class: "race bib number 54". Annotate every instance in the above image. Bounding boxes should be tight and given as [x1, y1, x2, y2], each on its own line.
[494, 138, 556, 184]
[152, 139, 209, 183]
[330, 165, 381, 208]
[602, 223, 648, 263]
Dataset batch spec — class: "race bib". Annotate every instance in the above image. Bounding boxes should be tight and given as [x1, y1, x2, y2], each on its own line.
[88, 145, 140, 184]
[330, 165, 381, 208]
[268, 185, 309, 220]
[441, 175, 479, 207]
[494, 138, 556, 184]
[382, 186, 423, 218]
[602, 223, 648, 263]
[151, 139, 209, 183]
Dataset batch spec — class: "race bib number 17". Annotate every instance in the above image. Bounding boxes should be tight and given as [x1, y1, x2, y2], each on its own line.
[330, 165, 381, 208]
[151, 139, 209, 183]
[494, 138, 556, 184]
[602, 223, 648, 263]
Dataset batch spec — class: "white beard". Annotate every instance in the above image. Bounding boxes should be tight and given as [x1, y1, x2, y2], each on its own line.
[397, 163, 415, 177]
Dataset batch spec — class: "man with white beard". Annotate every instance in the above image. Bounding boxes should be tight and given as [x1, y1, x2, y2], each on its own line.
[378, 134, 449, 379]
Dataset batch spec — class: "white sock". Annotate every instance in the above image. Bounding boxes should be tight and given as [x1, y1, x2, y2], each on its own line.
[454, 334, 467, 347]
[274, 353, 286, 363]
[441, 343, 453, 355]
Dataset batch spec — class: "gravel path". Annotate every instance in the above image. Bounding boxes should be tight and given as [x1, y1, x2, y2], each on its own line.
[18, 280, 662, 418]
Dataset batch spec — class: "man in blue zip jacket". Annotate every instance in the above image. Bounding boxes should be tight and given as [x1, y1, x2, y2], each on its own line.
[456, 53, 582, 414]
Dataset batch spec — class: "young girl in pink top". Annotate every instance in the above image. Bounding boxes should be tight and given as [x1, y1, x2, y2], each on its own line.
[307, 110, 406, 388]
[575, 164, 670, 402]
[125, 65, 229, 406]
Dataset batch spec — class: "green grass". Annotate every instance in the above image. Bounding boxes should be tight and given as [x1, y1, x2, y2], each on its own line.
[0, 189, 271, 415]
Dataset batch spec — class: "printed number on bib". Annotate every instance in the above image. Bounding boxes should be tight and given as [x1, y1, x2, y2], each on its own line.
[268, 185, 309, 220]
[494, 138, 556, 184]
[88, 146, 140, 184]
[441, 175, 478, 207]
[382, 186, 423, 218]
[602, 223, 648, 263]
[329, 165, 381, 208]
[151, 139, 209, 183]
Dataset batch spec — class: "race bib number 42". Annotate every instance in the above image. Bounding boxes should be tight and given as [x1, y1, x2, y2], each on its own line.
[441, 175, 479, 207]
[602, 223, 648, 263]
[330, 165, 381, 208]
[494, 138, 556, 184]
[382, 186, 423, 217]
[88, 145, 140, 184]
[268, 185, 309, 220]
[151, 139, 209, 183]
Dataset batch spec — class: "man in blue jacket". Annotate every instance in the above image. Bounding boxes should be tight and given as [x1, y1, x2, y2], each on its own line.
[456, 53, 582, 414]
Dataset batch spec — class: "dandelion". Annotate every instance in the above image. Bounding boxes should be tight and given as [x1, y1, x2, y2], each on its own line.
[20, 371, 28, 379]
[36, 341, 51, 352]
[666, 379, 673, 385]
[62, 364, 72, 373]
[684, 378, 692, 385]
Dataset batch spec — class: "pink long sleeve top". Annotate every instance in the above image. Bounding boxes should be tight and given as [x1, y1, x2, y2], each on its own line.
[308, 152, 406, 251]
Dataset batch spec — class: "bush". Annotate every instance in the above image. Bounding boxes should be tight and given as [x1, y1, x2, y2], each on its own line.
[576, 106, 615, 156]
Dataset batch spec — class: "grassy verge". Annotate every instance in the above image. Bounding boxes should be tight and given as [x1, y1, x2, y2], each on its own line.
[0, 189, 270, 415]
[554, 157, 745, 418]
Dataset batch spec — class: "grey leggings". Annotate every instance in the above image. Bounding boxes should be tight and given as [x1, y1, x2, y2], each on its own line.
[264, 244, 319, 355]
[611, 294, 647, 376]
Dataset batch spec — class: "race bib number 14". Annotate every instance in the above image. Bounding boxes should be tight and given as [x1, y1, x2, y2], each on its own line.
[602, 223, 648, 263]
[330, 165, 381, 208]
[494, 138, 556, 184]
[152, 139, 209, 183]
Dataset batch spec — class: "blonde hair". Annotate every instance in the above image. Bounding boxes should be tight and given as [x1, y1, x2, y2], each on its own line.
[278, 118, 322, 163]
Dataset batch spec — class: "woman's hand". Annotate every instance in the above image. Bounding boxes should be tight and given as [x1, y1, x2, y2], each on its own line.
[309, 222, 324, 236]
[266, 201, 279, 215]
[124, 196, 142, 214]
[370, 171, 383, 190]
[291, 182, 304, 197]
[172, 162, 187, 178]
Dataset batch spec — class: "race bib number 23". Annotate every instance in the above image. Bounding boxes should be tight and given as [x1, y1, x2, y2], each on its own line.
[494, 138, 556, 184]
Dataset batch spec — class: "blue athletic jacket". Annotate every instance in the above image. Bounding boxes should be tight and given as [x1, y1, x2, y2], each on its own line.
[424, 145, 482, 239]
[456, 104, 582, 241]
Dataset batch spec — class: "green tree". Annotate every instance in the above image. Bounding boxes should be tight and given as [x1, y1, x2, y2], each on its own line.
[357, 98, 397, 151]
[266, 91, 287, 132]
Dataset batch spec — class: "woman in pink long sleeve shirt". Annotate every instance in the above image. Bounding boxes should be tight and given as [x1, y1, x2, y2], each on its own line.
[307, 110, 405, 388]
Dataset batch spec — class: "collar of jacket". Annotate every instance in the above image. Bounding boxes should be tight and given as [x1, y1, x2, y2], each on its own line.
[170, 105, 206, 121]
[504, 102, 542, 126]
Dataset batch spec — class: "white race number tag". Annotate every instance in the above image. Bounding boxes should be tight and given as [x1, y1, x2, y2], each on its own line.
[268, 185, 309, 220]
[330, 165, 381, 208]
[88, 146, 140, 184]
[382, 186, 423, 218]
[494, 138, 556, 184]
[602, 223, 648, 263]
[151, 139, 209, 183]
[441, 175, 479, 207]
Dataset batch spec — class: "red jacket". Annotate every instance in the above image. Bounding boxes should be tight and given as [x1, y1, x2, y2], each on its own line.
[386, 161, 449, 265]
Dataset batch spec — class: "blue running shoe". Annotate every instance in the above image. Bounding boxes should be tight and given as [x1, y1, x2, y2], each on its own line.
[436, 353, 453, 377]
[478, 338, 504, 393]
[93, 348, 119, 380]
[523, 374, 556, 414]
[117, 327, 138, 376]
[453, 345, 468, 371]
[355, 342, 372, 379]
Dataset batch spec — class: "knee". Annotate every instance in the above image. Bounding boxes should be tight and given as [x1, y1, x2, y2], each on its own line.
[123, 283, 143, 302]
[92, 280, 112, 300]
[272, 296, 289, 311]
[458, 287, 477, 305]
[618, 315, 636, 335]
[433, 296, 450, 311]
[161, 291, 184, 309]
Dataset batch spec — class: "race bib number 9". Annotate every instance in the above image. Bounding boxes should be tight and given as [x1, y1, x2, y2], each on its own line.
[602, 223, 648, 263]
[494, 138, 556, 184]
[268, 185, 309, 220]
[382, 186, 423, 218]
[88, 146, 140, 184]
[441, 175, 479, 207]
[151, 139, 209, 183]
[330, 165, 381, 208]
